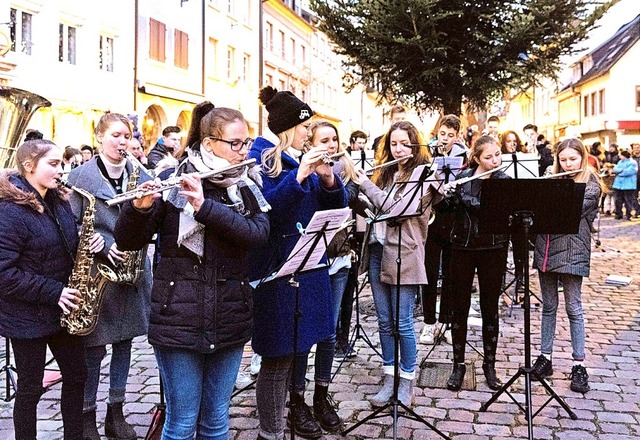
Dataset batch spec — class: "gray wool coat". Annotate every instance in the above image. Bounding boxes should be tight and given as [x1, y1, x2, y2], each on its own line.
[533, 175, 601, 277]
[67, 157, 152, 347]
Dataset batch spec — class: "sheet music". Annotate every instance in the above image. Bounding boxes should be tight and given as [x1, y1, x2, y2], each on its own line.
[501, 152, 539, 178]
[351, 150, 375, 172]
[252, 208, 352, 287]
[433, 156, 464, 180]
[374, 162, 438, 221]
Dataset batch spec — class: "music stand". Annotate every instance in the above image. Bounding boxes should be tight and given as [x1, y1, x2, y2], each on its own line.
[477, 179, 584, 440]
[351, 150, 375, 173]
[252, 208, 351, 440]
[343, 164, 447, 440]
[1, 338, 17, 401]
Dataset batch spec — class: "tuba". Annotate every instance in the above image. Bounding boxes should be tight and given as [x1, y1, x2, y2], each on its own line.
[96, 152, 145, 285]
[59, 181, 109, 335]
[0, 86, 51, 169]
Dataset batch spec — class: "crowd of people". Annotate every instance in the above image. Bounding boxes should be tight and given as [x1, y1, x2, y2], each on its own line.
[0, 95, 625, 440]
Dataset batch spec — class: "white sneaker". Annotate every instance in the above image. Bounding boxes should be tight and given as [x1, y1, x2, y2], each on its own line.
[443, 329, 453, 345]
[419, 324, 436, 344]
[250, 353, 262, 377]
[235, 371, 252, 390]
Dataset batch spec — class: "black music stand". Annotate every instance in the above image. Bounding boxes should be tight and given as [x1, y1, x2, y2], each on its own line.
[477, 179, 584, 440]
[252, 209, 350, 440]
[343, 164, 448, 440]
[1, 338, 17, 401]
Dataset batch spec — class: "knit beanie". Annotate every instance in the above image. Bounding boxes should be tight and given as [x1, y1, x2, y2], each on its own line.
[258, 86, 314, 135]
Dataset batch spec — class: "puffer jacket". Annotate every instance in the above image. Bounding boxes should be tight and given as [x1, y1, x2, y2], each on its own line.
[534, 175, 601, 277]
[612, 158, 637, 190]
[0, 172, 78, 339]
[449, 168, 510, 249]
[114, 164, 270, 353]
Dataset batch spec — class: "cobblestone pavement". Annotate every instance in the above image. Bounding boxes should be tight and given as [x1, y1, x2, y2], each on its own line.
[1, 215, 639, 439]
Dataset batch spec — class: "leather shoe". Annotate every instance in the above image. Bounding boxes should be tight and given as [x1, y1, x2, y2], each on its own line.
[482, 362, 502, 390]
[446, 363, 466, 391]
[313, 394, 342, 433]
[288, 397, 322, 439]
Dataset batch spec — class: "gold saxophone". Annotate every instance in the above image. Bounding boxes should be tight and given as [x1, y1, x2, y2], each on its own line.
[97, 154, 145, 285]
[59, 181, 109, 335]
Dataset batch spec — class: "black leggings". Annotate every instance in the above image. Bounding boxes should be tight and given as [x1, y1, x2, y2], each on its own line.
[422, 218, 453, 324]
[11, 330, 87, 440]
[449, 246, 507, 364]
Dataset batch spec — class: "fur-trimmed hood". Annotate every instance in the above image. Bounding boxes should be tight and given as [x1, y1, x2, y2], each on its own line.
[0, 170, 69, 213]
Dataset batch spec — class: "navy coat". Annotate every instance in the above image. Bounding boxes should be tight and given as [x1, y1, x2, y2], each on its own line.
[0, 172, 78, 339]
[115, 169, 270, 353]
[249, 138, 347, 357]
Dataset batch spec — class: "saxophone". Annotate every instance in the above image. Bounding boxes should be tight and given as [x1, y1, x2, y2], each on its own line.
[97, 153, 145, 285]
[59, 181, 109, 335]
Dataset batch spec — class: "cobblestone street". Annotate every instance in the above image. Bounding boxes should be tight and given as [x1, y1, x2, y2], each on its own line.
[1, 215, 639, 439]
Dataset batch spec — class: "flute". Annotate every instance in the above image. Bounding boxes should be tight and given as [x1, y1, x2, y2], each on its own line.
[105, 158, 256, 207]
[537, 169, 583, 179]
[366, 154, 413, 174]
[321, 151, 346, 166]
[445, 164, 509, 188]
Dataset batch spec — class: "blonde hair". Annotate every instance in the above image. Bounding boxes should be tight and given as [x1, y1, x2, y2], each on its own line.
[261, 127, 297, 178]
[554, 138, 604, 190]
[306, 120, 359, 184]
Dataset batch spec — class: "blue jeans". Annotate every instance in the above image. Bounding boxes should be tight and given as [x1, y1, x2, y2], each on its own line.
[368, 243, 417, 378]
[154, 345, 243, 440]
[84, 339, 133, 412]
[538, 271, 586, 361]
[291, 267, 349, 390]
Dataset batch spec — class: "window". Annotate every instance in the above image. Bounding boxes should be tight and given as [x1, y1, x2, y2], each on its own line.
[209, 38, 218, 77]
[242, 53, 250, 82]
[265, 22, 273, 51]
[226, 0, 233, 14]
[636, 86, 640, 112]
[149, 19, 166, 62]
[174, 29, 189, 69]
[226, 46, 235, 80]
[301, 88, 306, 102]
[598, 89, 605, 114]
[279, 79, 285, 91]
[99, 35, 113, 71]
[59, 24, 77, 64]
[9, 8, 33, 55]
[265, 74, 273, 86]
[590, 92, 596, 116]
[241, 0, 251, 24]
[583, 95, 589, 117]
[301, 45, 306, 65]
[279, 31, 285, 58]
[291, 38, 296, 64]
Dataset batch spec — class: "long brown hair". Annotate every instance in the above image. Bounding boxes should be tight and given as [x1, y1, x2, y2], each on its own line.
[372, 121, 430, 189]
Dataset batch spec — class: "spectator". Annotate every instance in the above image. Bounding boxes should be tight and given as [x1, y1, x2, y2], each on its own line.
[147, 126, 182, 169]
[62, 147, 82, 175]
[80, 145, 94, 163]
[372, 105, 406, 151]
[604, 143, 620, 165]
[126, 137, 148, 166]
[631, 143, 640, 214]
[485, 115, 500, 140]
[588, 142, 602, 171]
[522, 124, 552, 176]
[612, 149, 638, 220]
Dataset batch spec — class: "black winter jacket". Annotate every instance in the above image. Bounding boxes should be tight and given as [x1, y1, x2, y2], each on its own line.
[114, 175, 269, 353]
[449, 168, 511, 249]
[0, 172, 78, 339]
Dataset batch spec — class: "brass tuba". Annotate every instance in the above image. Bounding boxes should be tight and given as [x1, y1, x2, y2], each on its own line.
[0, 86, 51, 169]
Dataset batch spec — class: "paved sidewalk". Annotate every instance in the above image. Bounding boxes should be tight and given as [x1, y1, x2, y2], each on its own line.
[1, 215, 639, 439]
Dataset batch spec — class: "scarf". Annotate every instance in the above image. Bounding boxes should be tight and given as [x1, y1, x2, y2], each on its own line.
[170, 146, 270, 257]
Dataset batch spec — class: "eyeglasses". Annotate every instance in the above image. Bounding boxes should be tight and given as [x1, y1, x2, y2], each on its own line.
[207, 137, 254, 152]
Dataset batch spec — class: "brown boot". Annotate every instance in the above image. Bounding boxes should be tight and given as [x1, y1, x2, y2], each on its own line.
[105, 402, 136, 440]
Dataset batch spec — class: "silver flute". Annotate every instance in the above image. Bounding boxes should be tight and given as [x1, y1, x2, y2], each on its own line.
[105, 158, 256, 207]
[321, 151, 346, 166]
[366, 154, 413, 174]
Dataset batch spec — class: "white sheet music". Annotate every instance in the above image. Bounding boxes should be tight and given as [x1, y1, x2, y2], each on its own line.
[433, 156, 464, 180]
[374, 162, 438, 221]
[252, 208, 352, 287]
[501, 152, 539, 178]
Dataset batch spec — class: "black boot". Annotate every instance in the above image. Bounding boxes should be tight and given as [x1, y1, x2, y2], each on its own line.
[287, 391, 322, 439]
[446, 363, 466, 391]
[83, 410, 101, 440]
[482, 362, 502, 391]
[313, 384, 342, 433]
[105, 402, 137, 440]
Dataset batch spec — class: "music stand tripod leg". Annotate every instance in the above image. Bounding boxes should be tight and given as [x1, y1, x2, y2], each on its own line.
[342, 224, 448, 440]
[1, 337, 17, 402]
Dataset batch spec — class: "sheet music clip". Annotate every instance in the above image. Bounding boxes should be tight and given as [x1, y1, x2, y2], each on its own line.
[296, 222, 306, 235]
